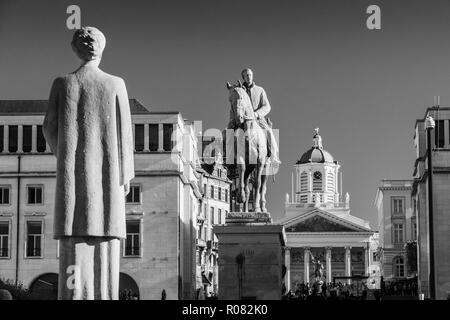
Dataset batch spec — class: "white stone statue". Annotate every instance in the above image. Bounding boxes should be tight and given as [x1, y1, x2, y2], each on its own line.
[345, 192, 350, 205]
[312, 128, 323, 149]
[285, 193, 290, 204]
[43, 27, 134, 300]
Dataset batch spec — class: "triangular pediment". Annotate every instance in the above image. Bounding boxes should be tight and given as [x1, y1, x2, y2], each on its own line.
[286, 215, 356, 232]
[282, 209, 371, 233]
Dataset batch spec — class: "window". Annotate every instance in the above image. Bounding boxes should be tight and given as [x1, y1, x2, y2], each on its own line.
[134, 124, 144, 151]
[218, 187, 222, 201]
[26, 221, 43, 257]
[312, 171, 322, 191]
[0, 221, 9, 258]
[126, 185, 141, 204]
[23, 125, 32, 152]
[163, 124, 173, 151]
[149, 124, 159, 151]
[36, 126, 46, 152]
[327, 172, 334, 192]
[0, 125, 3, 152]
[210, 207, 214, 224]
[393, 223, 404, 243]
[27, 186, 43, 204]
[391, 197, 404, 215]
[412, 221, 417, 241]
[0, 186, 10, 205]
[8, 125, 18, 153]
[300, 172, 308, 192]
[394, 256, 405, 277]
[218, 209, 222, 224]
[210, 185, 214, 198]
[225, 189, 228, 202]
[434, 120, 445, 148]
[203, 183, 207, 194]
[197, 223, 202, 239]
[124, 220, 141, 257]
[372, 252, 378, 262]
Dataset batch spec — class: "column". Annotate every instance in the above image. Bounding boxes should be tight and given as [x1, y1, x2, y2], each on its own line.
[31, 125, 37, 152]
[132, 124, 136, 151]
[158, 123, 164, 151]
[17, 125, 23, 153]
[308, 171, 312, 203]
[326, 247, 332, 283]
[144, 123, 150, 152]
[445, 119, 450, 148]
[364, 245, 370, 276]
[3, 125, 8, 153]
[172, 123, 177, 152]
[304, 247, 310, 284]
[345, 246, 352, 285]
[284, 247, 291, 292]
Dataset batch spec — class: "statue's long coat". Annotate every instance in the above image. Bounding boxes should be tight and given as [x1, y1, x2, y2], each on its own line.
[43, 66, 134, 239]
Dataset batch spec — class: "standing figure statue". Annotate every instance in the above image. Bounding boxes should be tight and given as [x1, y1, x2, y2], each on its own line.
[225, 68, 279, 212]
[310, 252, 324, 282]
[43, 27, 134, 299]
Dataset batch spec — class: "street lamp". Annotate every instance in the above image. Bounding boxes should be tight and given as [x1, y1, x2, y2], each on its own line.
[425, 114, 435, 300]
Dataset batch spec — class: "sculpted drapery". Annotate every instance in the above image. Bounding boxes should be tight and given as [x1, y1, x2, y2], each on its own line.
[43, 26, 134, 300]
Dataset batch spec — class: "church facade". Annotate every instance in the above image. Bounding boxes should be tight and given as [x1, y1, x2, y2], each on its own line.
[276, 129, 377, 291]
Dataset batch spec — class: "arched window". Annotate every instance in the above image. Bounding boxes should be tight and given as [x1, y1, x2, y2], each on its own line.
[29, 273, 58, 300]
[312, 171, 322, 191]
[393, 256, 405, 277]
[300, 172, 308, 192]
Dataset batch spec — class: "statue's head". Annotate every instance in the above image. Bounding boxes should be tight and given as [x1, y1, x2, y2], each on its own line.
[71, 26, 106, 62]
[241, 68, 253, 84]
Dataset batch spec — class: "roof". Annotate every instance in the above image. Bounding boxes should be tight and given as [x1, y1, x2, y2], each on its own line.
[0, 99, 150, 115]
[297, 147, 335, 164]
[277, 207, 373, 233]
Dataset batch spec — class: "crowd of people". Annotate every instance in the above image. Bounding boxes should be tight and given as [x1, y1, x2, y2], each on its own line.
[381, 278, 418, 296]
[284, 281, 371, 300]
[119, 289, 139, 300]
[283, 278, 419, 300]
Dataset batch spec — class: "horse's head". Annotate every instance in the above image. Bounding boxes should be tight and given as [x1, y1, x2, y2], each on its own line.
[226, 81, 252, 126]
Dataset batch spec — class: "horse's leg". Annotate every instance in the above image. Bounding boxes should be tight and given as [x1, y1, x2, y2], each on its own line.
[260, 169, 268, 212]
[238, 163, 246, 209]
[254, 162, 265, 212]
[243, 165, 253, 212]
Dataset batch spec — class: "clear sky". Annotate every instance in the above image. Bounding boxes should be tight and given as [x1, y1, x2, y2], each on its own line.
[2, 0, 450, 228]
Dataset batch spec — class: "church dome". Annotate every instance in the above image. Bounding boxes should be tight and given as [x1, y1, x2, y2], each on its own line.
[297, 147, 334, 164]
[296, 128, 335, 164]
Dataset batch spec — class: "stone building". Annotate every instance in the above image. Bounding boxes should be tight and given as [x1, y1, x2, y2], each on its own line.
[412, 106, 450, 299]
[374, 180, 415, 281]
[0, 99, 203, 300]
[195, 154, 231, 298]
[276, 130, 376, 291]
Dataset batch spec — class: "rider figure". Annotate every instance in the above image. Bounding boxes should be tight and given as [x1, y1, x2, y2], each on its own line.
[235, 68, 280, 167]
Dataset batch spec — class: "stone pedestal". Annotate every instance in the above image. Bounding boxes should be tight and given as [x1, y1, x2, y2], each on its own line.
[214, 212, 286, 300]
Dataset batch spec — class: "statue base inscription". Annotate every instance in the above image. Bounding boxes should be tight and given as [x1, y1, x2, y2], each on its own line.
[225, 211, 273, 224]
[214, 220, 286, 300]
